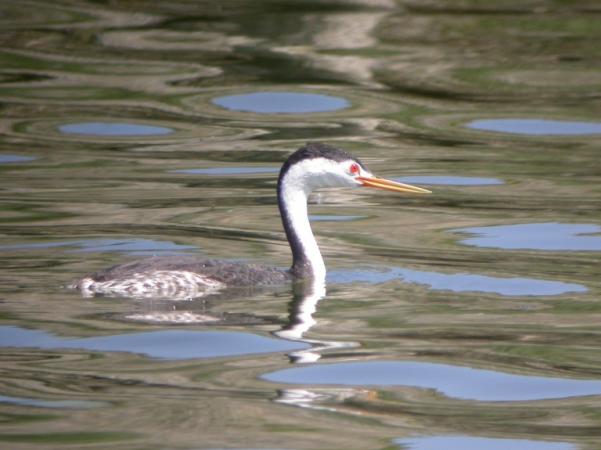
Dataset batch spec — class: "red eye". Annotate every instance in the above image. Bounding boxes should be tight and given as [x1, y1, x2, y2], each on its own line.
[349, 163, 360, 175]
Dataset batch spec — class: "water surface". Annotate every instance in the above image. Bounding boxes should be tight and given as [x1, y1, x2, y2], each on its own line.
[173, 167, 279, 176]
[0, 154, 36, 164]
[58, 122, 173, 136]
[0, 238, 197, 255]
[0, 395, 104, 410]
[309, 215, 364, 222]
[1, 1, 600, 449]
[396, 176, 503, 186]
[467, 119, 601, 136]
[456, 223, 601, 251]
[212, 92, 350, 114]
[0, 326, 307, 360]
[263, 361, 601, 401]
[328, 268, 586, 296]
[394, 436, 575, 450]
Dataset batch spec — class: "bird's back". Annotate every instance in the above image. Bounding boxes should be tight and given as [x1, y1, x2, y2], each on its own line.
[71, 256, 293, 299]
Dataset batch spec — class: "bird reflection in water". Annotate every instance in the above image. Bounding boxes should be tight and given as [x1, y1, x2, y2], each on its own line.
[115, 274, 357, 364]
[274, 276, 359, 363]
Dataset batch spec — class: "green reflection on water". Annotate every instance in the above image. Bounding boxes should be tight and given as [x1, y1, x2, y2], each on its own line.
[0, 0, 600, 449]
[0, 431, 138, 444]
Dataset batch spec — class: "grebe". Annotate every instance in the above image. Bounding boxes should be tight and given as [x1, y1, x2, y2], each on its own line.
[72, 142, 430, 299]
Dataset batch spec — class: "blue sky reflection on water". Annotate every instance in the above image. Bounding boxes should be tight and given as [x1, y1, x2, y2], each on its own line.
[0, 238, 197, 255]
[0, 326, 308, 360]
[328, 267, 586, 296]
[0, 154, 36, 164]
[394, 435, 576, 450]
[263, 361, 601, 401]
[58, 122, 173, 136]
[395, 176, 503, 186]
[211, 92, 350, 114]
[309, 215, 364, 222]
[467, 119, 601, 136]
[455, 222, 601, 251]
[173, 167, 279, 175]
[0, 395, 105, 410]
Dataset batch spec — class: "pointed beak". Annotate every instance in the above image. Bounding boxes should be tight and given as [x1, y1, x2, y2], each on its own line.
[357, 176, 431, 194]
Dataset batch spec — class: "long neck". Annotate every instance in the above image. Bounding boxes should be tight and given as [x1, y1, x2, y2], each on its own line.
[277, 174, 326, 279]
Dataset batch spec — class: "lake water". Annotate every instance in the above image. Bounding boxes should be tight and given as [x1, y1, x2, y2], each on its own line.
[1, 1, 600, 449]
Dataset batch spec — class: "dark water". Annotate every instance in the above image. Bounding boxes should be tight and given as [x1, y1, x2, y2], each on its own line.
[1, 1, 600, 449]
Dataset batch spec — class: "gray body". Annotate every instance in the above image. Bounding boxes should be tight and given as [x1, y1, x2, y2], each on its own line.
[85, 256, 292, 286]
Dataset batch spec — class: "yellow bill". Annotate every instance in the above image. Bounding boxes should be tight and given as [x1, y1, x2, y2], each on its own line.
[358, 176, 431, 194]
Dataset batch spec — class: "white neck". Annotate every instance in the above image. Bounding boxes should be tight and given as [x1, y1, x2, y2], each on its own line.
[279, 184, 326, 279]
[277, 156, 359, 279]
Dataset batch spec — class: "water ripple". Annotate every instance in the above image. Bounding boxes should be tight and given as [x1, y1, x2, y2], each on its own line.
[455, 223, 601, 251]
[0, 154, 35, 164]
[58, 122, 173, 136]
[328, 267, 585, 296]
[0, 326, 308, 360]
[395, 176, 503, 186]
[394, 436, 575, 450]
[467, 119, 601, 136]
[0, 395, 105, 410]
[212, 92, 350, 114]
[173, 166, 279, 176]
[263, 360, 601, 401]
[0, 238, 197, 255]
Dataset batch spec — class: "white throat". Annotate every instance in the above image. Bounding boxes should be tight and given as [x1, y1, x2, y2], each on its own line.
[279, 182, 326, 279]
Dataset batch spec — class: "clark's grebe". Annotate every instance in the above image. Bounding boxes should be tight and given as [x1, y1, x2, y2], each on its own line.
[72, 142, 430, 299]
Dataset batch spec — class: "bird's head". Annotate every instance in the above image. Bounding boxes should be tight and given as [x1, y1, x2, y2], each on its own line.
[278, 142, 431, 195]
